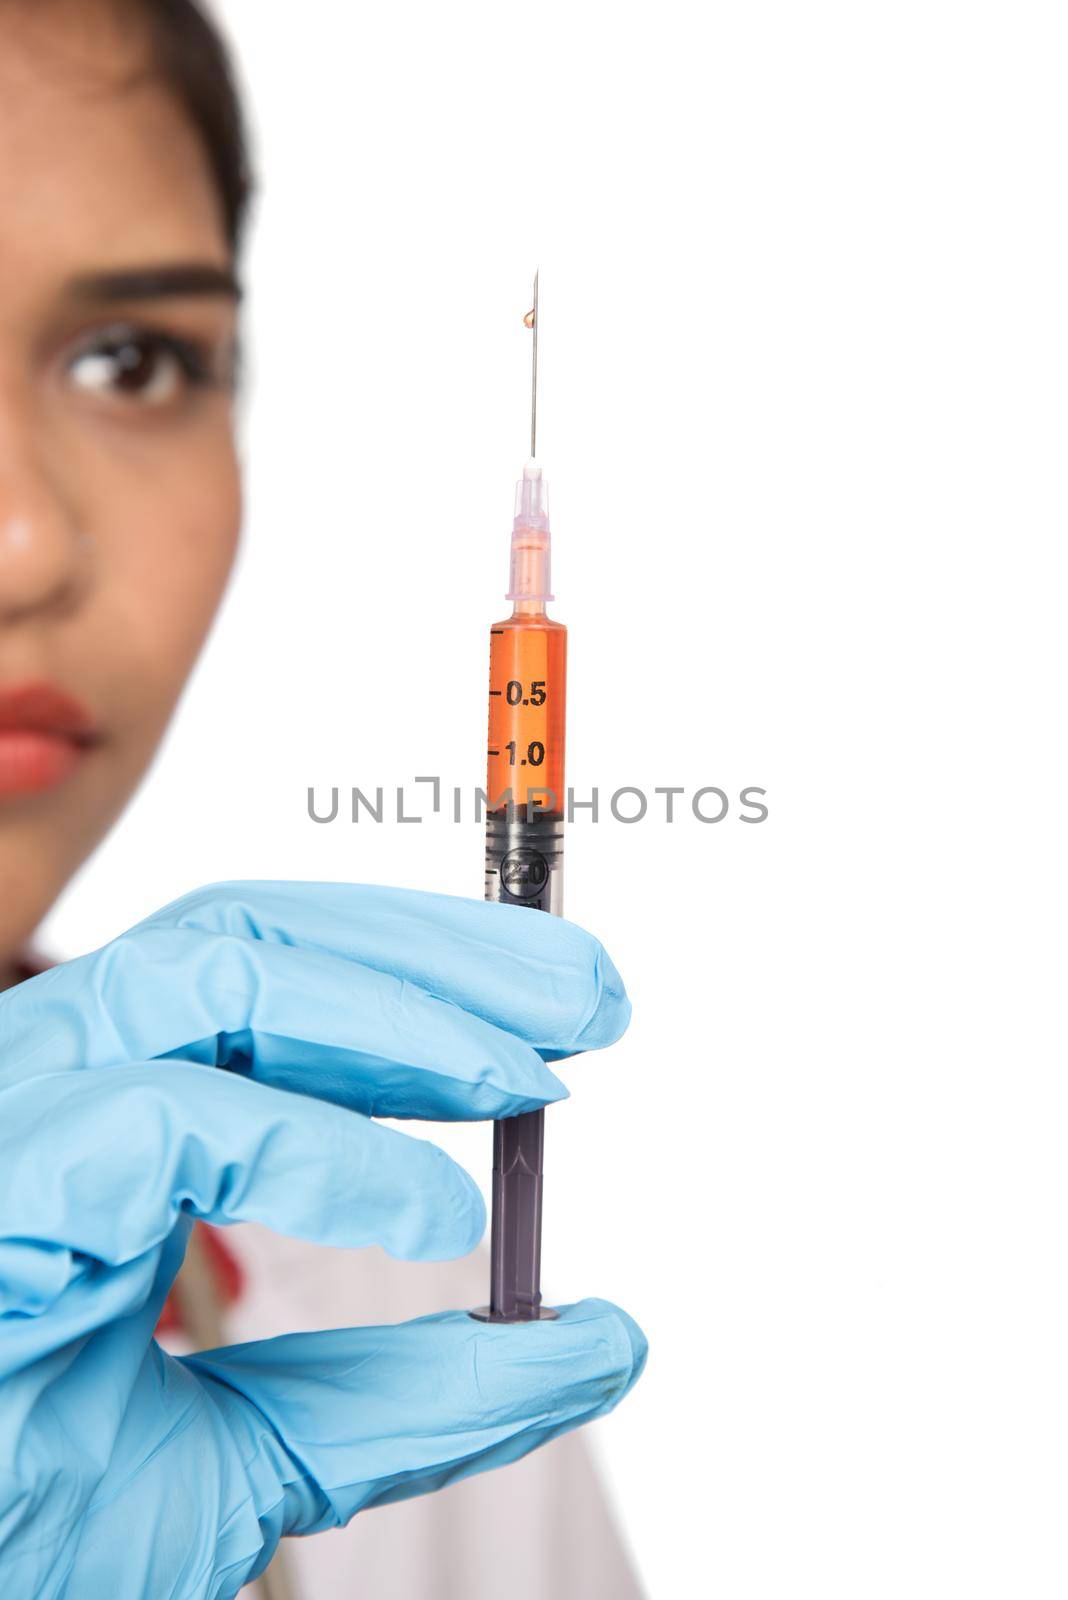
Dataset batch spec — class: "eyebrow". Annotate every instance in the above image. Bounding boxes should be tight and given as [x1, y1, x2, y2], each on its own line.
[68, 263, 243, 304]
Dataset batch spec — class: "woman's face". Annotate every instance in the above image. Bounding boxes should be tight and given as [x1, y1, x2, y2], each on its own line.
[0, 3, 241, 966]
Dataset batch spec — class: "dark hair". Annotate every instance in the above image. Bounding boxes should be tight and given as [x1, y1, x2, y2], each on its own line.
[135, 0, 253, 253]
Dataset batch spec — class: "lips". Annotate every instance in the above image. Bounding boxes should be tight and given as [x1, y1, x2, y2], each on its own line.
[0, 682, 99, 798]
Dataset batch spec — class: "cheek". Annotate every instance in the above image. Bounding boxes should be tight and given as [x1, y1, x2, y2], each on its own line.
[91, 423, 241, 736]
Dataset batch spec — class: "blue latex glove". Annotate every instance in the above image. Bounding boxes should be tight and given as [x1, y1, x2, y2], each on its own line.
[0, 882, 646, 1599]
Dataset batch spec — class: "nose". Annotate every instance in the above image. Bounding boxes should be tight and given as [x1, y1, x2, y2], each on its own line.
[0, 426, 89, 625]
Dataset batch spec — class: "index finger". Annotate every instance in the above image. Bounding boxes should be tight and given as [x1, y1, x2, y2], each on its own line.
[133, 880, 631, 1052]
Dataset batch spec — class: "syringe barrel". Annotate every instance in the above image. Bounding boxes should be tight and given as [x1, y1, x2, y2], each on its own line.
[473, 609, 567, 1325]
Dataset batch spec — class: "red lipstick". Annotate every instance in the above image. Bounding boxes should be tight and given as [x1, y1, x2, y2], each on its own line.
[0, 682, 99, 798]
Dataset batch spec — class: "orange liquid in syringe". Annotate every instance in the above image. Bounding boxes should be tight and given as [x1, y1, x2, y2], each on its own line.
[486, 608, 567, 813]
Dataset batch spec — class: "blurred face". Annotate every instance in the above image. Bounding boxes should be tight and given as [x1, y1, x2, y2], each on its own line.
[0, 2, 241, 970]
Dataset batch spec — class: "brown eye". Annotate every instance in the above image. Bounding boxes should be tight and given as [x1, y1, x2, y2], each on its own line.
[66, 328, 211, 406]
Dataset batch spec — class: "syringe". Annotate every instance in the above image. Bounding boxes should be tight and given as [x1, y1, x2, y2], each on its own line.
[472, 273, 566, 1324]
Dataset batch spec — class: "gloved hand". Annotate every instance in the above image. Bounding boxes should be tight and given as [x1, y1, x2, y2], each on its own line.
[0, 881, 646, 1600]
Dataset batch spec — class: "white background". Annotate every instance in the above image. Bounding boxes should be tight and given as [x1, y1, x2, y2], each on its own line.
[41, 3, 1067, 1594]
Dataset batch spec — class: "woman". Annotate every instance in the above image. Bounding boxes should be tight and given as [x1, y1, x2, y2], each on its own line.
[0, 2, 646, 1597]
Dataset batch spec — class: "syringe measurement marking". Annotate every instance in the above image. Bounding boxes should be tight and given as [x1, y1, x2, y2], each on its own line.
[487, 625, 564, 817]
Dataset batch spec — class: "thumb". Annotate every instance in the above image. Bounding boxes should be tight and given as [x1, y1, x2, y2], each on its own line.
[185, 1298, 647, 1543]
